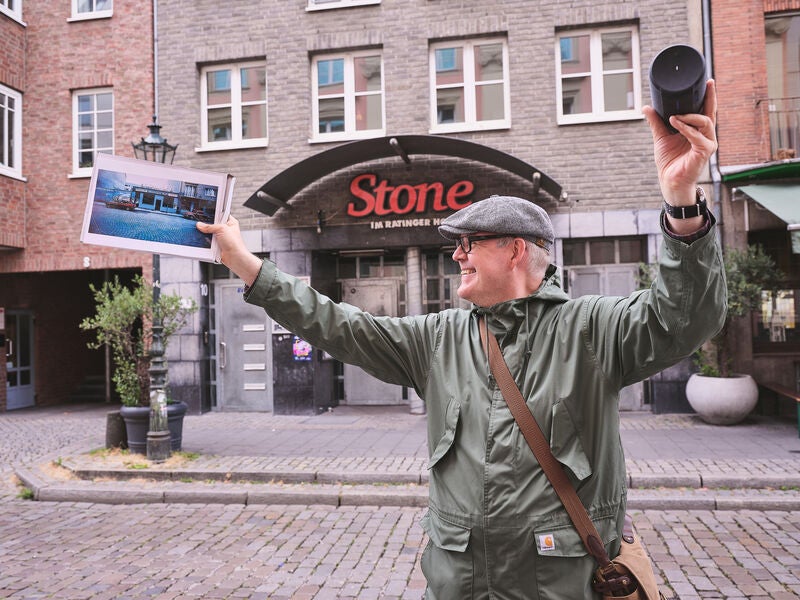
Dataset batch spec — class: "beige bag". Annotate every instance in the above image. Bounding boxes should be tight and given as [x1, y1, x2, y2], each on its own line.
[592, 515, 665, 599]
[479, 317, 665, 600]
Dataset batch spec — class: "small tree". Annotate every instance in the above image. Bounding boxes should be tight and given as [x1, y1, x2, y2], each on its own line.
[80, 275, 198, 406]
[696, 245, 785, 377]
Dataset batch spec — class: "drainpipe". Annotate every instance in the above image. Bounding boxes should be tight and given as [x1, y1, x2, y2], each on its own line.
[702, 0, 723, 232]
[405, 247, 425, 415]
[153, 0, 159, 117]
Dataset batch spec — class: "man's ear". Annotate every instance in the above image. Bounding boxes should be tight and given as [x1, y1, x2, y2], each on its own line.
[510, 237, 528, 267]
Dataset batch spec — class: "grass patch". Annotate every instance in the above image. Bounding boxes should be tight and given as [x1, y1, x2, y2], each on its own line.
[17, 487, 34, 500]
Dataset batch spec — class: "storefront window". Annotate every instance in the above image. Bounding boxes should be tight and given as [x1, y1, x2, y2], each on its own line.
[424, 249, 465, 312]
[753, 290, 800, 350]
[750, 230, 800, 353]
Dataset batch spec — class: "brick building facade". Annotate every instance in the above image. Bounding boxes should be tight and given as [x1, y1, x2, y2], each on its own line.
[712, 0, 800, 400]
[0, 1, 155, 411]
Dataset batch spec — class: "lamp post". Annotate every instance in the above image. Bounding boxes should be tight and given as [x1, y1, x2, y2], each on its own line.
[132, 115, 178, 462]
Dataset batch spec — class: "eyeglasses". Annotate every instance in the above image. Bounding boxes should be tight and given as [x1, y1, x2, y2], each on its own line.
[457, 234, 512, 254]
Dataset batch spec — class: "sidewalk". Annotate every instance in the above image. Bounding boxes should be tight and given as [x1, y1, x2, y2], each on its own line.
[13, 404, 800, 510]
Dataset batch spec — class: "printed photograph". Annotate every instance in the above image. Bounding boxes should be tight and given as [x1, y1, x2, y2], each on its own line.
[80, 153, 234, 262]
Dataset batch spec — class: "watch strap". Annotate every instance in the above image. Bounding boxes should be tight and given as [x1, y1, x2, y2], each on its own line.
[663, 187, 707, 219]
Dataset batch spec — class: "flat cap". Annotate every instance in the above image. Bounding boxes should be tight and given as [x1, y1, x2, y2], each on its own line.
[438, 195, 554, 250]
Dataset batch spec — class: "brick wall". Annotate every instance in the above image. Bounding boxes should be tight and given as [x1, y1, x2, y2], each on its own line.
[0, 13, 26, 252]
[0, 0, 155, 275]
[712, 0, 800, 167]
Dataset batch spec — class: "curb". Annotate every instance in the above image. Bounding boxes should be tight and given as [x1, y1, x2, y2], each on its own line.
[15, 464, 800, 511]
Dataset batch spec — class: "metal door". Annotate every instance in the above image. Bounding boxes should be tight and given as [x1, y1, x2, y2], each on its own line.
[214, 282, 273, 411]
[6, 310, 34, 410]
[341, 279, 404, 405]
[567, 264, 643, 409]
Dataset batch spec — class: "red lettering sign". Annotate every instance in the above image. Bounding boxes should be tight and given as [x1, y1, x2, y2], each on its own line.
[347, 173, 474, 218]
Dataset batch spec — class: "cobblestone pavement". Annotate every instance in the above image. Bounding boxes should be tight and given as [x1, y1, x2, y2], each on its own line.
[3, 403, 800, 598]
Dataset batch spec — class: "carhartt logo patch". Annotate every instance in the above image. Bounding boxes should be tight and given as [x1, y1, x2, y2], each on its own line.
[538, 533, 556, 552]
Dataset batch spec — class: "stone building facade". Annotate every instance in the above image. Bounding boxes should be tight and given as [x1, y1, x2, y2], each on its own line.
[152, 0, 709, 414]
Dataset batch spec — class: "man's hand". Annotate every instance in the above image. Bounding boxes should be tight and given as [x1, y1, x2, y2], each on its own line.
[643, 79, 718, 233]
[197, 217, 262, 286]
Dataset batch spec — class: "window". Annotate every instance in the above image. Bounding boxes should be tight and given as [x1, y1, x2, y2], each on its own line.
[0, 84, 22, 179]
[750, 230, 800, 353]
[765, 14, 800, 160]
[423, 250, 467, 312]
[312, 51, 384, 142]
[200, 62, 267, 150]
[72, 88, 113, 176]
[562, 236, 647, 297]
[307, 0, 380, 9]
[70, 0, 112, 20]
[430, 38, 510, 133]
[0, 0, 23, 22]
[556, 25, 641, 124]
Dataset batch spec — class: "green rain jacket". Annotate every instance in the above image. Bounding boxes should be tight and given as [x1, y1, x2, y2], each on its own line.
[244, 219, 726, 599]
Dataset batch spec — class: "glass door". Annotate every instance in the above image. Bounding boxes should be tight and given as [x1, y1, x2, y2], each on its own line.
[6, 310, 34, 410]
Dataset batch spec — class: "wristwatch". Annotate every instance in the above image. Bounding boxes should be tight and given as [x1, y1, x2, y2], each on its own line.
[663, 187, 707, 219]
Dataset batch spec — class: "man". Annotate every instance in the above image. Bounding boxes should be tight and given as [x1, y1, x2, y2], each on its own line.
[198, 80, 725, 599]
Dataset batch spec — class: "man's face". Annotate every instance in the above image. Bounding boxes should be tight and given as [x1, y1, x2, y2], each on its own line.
[452, 232, 518, 307]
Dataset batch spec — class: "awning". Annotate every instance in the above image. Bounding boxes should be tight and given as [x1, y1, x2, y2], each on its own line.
[244, 135, 565, 216]
[738, 183, 800, 229]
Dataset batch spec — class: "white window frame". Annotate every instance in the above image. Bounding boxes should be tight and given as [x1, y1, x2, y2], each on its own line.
[429, 38, 511, 134]
[311, 50, 385, 143]
[0, 83, 22, 180]
[68, 0, 112, 21]
[198, 61, 268, 152]
[71, 88, 113, 177]
[555, 25, 642, 125]
[307, 0, 380, 10]
[0, 0, 24, 24]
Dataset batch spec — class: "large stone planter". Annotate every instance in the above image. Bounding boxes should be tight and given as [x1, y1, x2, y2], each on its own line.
[685, 373, 758, 425]
[120, 402, 188, 454]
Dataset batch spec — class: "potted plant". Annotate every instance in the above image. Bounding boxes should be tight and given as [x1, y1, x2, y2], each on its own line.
[686, 244, 785, 424]
[80, 274, 198, 453]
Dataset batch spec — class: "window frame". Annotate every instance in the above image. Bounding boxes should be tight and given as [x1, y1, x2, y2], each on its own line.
[0, 0, 24, 23]
[429, 37, 511, 134]
[555, 24, 642, 125]
[0, 83, 22, 180]
[306, 0, 380, 10]
[198, 61, 269, 152]
[71, 87, 114, 178]
[69, 0, 112, 21]
[311, 50, 386, 143]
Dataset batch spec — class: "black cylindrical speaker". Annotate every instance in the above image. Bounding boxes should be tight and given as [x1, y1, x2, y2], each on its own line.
[649, 44, 706, 132]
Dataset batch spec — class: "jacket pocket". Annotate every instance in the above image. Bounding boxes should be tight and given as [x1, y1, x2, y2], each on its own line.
[532, 515, 618, 599]
[420, 510, 473, 598]
[549, 400, 592, 481]
[427, 397, 461, 470]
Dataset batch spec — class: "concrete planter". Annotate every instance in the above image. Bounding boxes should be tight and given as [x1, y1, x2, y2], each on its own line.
[119, 402, 188, 454]
[685, 373, 758, 425]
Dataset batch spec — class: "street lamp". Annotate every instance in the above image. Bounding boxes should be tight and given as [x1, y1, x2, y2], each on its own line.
[132, 115, 178, 164]
[132, 115, 177, 462]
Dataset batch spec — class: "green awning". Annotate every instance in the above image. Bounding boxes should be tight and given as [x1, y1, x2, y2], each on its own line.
[739, 183, 800, 228]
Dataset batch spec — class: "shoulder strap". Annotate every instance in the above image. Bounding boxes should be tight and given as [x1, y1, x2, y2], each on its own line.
[478, 316, 612, 569]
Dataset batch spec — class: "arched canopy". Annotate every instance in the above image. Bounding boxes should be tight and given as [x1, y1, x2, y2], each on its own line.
[244, 135, 565, 216]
